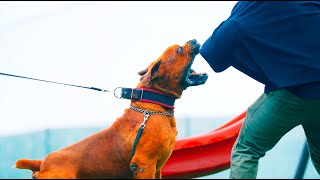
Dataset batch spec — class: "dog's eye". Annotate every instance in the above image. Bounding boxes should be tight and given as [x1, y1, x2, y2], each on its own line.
[177, 47, 183, 54]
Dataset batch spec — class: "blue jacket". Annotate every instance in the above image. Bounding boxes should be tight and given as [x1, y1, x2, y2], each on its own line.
[200, 1, 320, 99]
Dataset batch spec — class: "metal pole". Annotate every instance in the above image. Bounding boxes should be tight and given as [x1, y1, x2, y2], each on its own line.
[185, 117, 191, 137]
[294, 140, 309, 179]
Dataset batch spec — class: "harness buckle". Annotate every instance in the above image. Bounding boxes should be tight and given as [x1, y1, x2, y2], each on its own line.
[131, 88, 144, 100]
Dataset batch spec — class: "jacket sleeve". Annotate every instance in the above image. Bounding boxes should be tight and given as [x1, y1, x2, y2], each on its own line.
[199, 18, 240, 73]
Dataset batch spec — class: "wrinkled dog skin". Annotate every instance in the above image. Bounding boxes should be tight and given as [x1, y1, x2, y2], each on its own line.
[15, 39, 208, 179]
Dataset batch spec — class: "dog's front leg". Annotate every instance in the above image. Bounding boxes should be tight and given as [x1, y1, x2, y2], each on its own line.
[130, 156, 157, 179]
[155, 170, 162, 179]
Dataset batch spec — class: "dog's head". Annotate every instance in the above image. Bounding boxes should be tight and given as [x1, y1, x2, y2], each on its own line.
[137, 39, 208, 98]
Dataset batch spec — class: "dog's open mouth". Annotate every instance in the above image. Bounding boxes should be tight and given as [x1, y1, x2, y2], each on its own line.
[185, 69, 208, 86]
[181, 39, 208, 87]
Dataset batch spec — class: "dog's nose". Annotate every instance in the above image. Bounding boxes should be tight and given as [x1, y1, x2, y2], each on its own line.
[187, 39, 197, 45]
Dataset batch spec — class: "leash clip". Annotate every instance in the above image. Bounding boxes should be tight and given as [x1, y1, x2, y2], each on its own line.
[140, 110, 151, 129]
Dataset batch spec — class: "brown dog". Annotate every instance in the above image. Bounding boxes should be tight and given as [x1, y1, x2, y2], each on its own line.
[14, 39, 208, 179]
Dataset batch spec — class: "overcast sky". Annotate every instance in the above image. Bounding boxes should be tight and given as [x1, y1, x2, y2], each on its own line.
[0, 1, 264, 136]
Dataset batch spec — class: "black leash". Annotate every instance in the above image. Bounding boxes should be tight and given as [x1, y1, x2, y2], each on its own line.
[0, 72, 110, 92]
[0, 72, 177, 109]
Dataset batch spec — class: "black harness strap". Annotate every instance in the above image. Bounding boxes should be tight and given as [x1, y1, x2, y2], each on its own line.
[129, 106, 174, 158]
[131, 126, 145, 158]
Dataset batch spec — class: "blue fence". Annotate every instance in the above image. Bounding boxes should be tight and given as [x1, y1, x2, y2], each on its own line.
[1, 118, 319, 179]
[1, 127, 102, 179]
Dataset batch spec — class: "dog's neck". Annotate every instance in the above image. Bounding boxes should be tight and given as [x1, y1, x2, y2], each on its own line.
[120, 87, 177, 109]
[147, 84, 182, 99]
[137, 83, 182, 107]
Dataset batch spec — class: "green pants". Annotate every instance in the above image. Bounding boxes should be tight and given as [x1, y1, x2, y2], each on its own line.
[230, 89, 320, 179]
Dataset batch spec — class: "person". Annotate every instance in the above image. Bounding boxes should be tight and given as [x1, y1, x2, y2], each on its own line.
[199, 1, 320, 179]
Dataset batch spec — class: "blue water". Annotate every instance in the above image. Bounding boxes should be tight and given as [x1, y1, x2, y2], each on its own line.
[1, 116, 319, 179]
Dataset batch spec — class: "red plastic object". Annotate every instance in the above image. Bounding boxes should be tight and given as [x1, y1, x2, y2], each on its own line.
[162, 111, 247, 179]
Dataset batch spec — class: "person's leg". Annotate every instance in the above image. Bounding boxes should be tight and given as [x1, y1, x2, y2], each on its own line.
[230, 89, 304, 179]
[302, 99, 320, 174]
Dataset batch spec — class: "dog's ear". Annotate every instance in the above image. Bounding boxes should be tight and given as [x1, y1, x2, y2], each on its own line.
[138, 68, 148, 76]
[150, 60, 161, 80]
[138, 60, 161, 77]
[138, 60, 161, 83]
